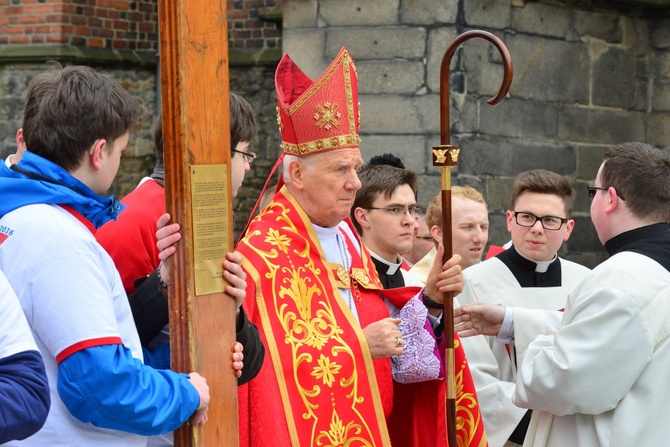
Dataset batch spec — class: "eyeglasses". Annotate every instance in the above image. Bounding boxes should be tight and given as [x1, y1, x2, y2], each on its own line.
[513, 211, 568, 231]
[231, 149, 257, 164]
[365, 206, 419, 218]
[587, 185, 625, 201]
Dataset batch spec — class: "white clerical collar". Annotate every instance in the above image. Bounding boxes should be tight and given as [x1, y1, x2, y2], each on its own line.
[313, 223, 339, 240]
[368, 250, 402, 275]
[514, 246, 557, 273]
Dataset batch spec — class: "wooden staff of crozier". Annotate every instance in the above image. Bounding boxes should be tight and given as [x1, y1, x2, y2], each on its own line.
[434, 30, 513, 447]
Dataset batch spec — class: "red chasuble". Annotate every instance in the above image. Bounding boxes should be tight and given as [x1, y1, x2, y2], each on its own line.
[237, 187, 393, 446]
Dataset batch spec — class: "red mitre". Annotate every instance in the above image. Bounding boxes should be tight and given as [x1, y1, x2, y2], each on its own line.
[275, 47, 360, 156]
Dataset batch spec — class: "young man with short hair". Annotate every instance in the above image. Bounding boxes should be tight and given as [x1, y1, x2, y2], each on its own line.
[457, 143, 670, 446]
[410, 185, 491, 283]
[456, 169, 590, 447]
[0, 65, 209, 446]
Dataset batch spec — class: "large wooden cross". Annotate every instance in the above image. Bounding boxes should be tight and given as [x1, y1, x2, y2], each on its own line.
[157, 1, 239, 446]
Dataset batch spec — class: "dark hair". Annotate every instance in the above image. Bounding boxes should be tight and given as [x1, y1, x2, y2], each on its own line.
[351, 163, 418, 234]
[510, 169, 576, 218]
[600, 142, 670, 221]
[153, 91, 256, 166]
[367, 153, 405, 169]
[153, 116, 164, 164]
[22, 64, 146, 171]
[229, 91, 257, 151]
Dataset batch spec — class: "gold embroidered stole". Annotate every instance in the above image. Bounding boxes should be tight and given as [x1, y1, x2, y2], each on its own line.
[238, 187, 391, 446]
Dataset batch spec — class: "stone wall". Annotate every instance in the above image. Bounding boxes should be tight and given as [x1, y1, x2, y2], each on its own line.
[2, 0, 669, 264]
[282, 0, 670, 267]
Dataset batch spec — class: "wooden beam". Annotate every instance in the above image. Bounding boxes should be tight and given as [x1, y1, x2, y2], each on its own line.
[157, 1, 238, 446]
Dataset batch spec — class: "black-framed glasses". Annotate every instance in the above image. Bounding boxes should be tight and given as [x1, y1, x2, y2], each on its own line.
[513, 211, 568, 231]
[365, 206, 419, 218]
[587, 185, 625, 201]
[231, 149, 257, 164]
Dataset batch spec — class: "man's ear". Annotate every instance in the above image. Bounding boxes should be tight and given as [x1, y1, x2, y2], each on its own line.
[89, 139, 107, 171]
[430, 225, 442, 244]
[286, 159, 304, 189]
[15, 128, 25, 152]
[353, 207, 371, 229]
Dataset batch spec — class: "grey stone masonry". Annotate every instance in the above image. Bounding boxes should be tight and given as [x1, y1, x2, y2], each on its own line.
[284, 0, 670, 268]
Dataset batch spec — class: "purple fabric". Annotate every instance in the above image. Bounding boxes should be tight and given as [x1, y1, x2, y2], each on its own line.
[391, 296, 444, 383]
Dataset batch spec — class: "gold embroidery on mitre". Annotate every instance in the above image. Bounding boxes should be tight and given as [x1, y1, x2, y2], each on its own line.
[276, 106, 284, 133]
[315, 102, 341, 130]
[281, 134, 361, 156]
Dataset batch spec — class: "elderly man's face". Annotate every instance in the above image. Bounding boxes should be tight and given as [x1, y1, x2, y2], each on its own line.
[299, 147, 363, 228]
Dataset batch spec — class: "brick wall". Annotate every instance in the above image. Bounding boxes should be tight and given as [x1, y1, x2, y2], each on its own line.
[0, 0, 159, 50]
[228, 0, 282, 51]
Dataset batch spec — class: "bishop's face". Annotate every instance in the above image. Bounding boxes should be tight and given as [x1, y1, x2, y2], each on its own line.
[298, 148, 363, 228]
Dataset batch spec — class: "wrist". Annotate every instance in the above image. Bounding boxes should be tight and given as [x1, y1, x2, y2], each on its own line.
[157, 266, 168, 290]
[422, 290, 443, 310]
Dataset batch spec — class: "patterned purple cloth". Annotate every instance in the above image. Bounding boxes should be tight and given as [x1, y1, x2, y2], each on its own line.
[391, 296, 445, 383]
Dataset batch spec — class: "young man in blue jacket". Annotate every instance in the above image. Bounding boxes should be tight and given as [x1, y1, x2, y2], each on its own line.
[0, 65, 211, 446]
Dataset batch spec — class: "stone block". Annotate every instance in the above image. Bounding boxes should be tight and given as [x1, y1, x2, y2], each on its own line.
[320, 0, 400, 26]
[486, 212, 510, 248]
[592, 47, 636, 109]
[359, 94, 423, 134]
[283, 0, 318, 28]
[652, 80, 670, 112]
[574, 145, 609, 181]
[416, 174, 441, 206]
[326, 26, 426, 60]
[573, 10, 622, 43]
[282, 29, 328, 77]
[425, 26, 460, 93]
[0, 95, 23, 121]
[653, 51, 670, 79]
[400, 0, 458, 25]
[479, 97, 559, 139]
[558, 106, 646, 145]
[357, 60, 425, 94]
[464, 0, 511, 29]
[485, 176, 516, 212]
[458, 36, 513, 100]
[360, 134, 430, 173]
[452, 174, 487, 202]
[458, 136, 577, 177]
[648, 113, 670, 149]
[563, 215, 603, 258]
[505, 34, 589, 103]
[511, 2, 571, 38]
[414, 93, 449, 134]
[650, 19, 670, 49]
